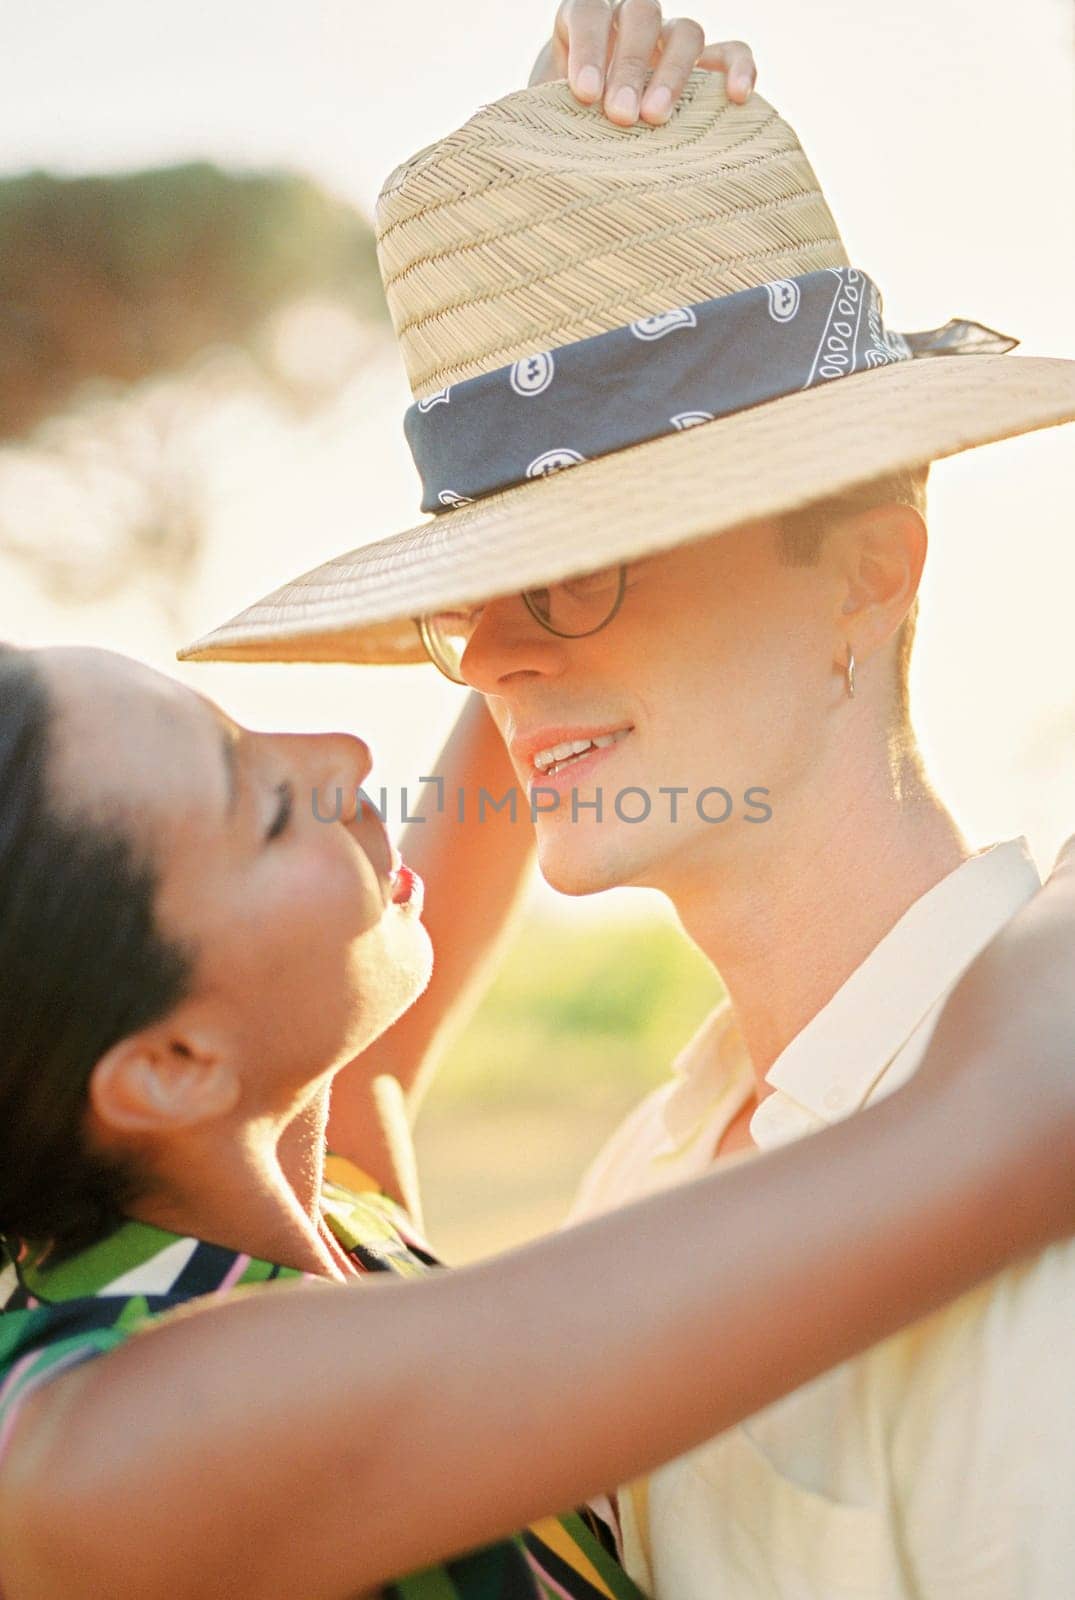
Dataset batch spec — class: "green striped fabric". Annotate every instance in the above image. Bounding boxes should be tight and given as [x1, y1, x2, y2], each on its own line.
[0, 1160, 647, 1600]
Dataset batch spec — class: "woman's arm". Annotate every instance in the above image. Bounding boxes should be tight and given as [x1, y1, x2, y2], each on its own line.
[3, 838, 1073, 1600]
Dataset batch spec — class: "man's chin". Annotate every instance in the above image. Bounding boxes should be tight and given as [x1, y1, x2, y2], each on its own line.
[535, 832, 641, 898]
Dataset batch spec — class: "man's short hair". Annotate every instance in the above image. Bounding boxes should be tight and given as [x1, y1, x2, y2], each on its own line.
[774, 464, 930, 725]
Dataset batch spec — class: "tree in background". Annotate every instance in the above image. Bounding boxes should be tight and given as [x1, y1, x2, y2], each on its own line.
[0, 164, 387, 614]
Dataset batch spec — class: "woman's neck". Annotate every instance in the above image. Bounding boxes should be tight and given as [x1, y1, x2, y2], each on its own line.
[276, 1084, 332, 1222]
[127, 1100, 347, 1280]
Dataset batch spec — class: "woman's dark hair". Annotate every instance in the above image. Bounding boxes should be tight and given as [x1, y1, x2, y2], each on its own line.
[0, 645, 196, 1260]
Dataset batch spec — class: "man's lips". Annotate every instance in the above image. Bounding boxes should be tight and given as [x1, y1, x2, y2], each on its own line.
[510, 723, 635, 788]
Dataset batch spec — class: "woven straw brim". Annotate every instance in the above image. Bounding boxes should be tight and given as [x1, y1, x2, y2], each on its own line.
[178, 353, 1075, 665]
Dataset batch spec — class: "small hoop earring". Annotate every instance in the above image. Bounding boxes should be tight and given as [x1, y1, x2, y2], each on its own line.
[846, 644, 856, 699]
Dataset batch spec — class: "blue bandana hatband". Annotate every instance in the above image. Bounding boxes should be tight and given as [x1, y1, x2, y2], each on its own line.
[404, 267, 1017, 515]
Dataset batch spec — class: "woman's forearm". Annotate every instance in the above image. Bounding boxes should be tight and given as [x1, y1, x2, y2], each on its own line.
[18, 1064, 1063, 1600]
[14, 848, 1074, 1600]
[8, 841, 1073, 1600]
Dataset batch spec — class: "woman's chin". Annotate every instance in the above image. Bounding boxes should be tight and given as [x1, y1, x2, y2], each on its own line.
[340, 911, 434, 1052]
[381, 909, 436, 1013]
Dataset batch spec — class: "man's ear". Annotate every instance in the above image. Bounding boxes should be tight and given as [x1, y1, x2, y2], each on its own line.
[89, 1031, 241, 1136]
[833, 503, 927, 655]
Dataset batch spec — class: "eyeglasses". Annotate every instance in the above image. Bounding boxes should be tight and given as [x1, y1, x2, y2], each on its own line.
[416, 563, 628, 685]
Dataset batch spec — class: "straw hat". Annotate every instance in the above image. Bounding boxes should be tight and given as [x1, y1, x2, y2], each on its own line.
[178, 75, 1075, 666]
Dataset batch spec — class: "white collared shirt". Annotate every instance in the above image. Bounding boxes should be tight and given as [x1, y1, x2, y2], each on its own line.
[570, 839, 1075, 1598]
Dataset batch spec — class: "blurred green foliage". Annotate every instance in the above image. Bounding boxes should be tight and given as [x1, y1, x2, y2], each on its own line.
[0, 163, 387, 437]
[0, 162, 389, 610]
[433, 914, 725, 1109]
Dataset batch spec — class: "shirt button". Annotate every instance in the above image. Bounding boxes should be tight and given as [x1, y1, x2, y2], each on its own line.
[750, 1099, 803, 1148]
[823, 1085, 851, 1113]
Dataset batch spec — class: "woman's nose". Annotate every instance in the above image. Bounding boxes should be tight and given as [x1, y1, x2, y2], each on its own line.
[302, 733, 373, 821]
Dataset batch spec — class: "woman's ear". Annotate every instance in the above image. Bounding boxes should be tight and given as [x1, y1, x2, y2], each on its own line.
[89, 1032, 240, 1136]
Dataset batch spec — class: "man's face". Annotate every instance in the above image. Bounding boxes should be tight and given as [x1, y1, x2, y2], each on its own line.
[460, 520, 843, 898]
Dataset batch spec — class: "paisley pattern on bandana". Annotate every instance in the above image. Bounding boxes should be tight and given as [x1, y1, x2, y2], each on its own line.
[404, 267, 1017, 514]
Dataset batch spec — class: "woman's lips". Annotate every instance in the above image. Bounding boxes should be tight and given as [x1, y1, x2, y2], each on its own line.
[346, 811, 423, 913]
[390, 863, 423, 911]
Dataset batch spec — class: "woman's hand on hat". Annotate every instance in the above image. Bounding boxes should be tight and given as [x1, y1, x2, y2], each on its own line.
[529, 0, 757, 127]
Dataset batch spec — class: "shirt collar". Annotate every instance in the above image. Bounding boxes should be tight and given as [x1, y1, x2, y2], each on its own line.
[761, 838, 1041, 1124]
[660, 838, 1041, 1148]
[661, 1004, 752, 1148]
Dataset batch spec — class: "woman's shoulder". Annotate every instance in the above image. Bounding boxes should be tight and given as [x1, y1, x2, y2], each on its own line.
[0, 1244, 155, 1468]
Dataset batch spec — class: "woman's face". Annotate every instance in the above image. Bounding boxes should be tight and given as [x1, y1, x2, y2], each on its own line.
[37, 647, 432, 1120]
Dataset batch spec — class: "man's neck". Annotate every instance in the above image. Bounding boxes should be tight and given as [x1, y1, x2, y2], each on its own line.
[667, 753, 969, 1098]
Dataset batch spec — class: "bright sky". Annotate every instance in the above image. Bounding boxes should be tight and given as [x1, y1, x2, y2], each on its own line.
[2, 0, 1074, 911]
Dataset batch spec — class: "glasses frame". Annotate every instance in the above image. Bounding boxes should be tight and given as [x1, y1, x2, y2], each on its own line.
[415, 563, 628, 684]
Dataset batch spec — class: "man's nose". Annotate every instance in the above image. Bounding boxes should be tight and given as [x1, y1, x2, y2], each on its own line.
[459, 594, 565, 693]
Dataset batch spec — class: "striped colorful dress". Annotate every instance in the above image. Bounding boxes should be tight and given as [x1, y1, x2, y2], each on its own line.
[0, 1155, 646, 1600]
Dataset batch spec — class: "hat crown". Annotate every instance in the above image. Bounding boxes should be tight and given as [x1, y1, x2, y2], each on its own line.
[376, 74, 850, 400]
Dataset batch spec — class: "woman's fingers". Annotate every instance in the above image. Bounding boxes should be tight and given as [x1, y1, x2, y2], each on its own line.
[639, 16, 706, 123]
[554, 0, 615, 103]
[698, 38, 757, 102]
[538, 3, 760, 124]
[604, 0, 665, 125]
